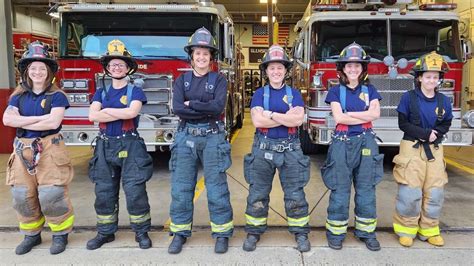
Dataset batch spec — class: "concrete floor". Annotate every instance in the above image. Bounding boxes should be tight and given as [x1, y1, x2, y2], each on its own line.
[0, 112, 473, 263]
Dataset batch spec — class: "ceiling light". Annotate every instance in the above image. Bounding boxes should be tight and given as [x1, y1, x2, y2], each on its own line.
[261, 16, 276, 23]
[260, 0, 277, 3]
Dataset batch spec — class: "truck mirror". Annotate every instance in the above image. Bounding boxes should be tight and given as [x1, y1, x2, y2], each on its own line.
[461, 38, 472, 61]
[383, 55, 394, 66]
[295, 41, 303, 60]
[223, 22, 233, 60]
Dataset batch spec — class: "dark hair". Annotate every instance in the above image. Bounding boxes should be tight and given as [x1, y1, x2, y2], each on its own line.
[413, 71, 443, 90]
[10, 62, 63, 99]
[336, 62, 370, 86]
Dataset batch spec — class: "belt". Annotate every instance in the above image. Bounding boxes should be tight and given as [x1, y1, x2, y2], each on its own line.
[98, 132, 139, 140]
[184, 124, 225, 137]
[258, 141, 300, 152]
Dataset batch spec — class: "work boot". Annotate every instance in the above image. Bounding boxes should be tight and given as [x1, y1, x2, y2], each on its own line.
[135, 232, 152, 249]
[86, 233, 115, 250]
[242, 234, 260, 252]
[214, 237, 229, 254]
[50, 234, 68, 255]
[168, 235, 186, 254]
[327, 237, 343, 250]
[358, 237, 381, 251]
[399, 236, 414, 247]
[295, 233, 311, 252]
[15, 234, 42, 255]
[427, 235, 444, 247]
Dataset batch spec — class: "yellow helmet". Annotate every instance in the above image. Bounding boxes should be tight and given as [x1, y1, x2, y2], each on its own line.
[410, 51, 449, 75]
[100, 39, 137, 75]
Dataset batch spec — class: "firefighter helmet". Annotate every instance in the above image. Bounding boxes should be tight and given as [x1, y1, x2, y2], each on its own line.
[336, 42, 370, 66]
[184, 27, 219, 56]
[18, 41, 58, 75]
[100, 39, 138, 75]
[410, 51, 449, 75]
[259, 45, 293, 71]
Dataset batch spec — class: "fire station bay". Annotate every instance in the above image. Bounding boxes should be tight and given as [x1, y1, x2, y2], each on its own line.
[0, 0, 473, 264]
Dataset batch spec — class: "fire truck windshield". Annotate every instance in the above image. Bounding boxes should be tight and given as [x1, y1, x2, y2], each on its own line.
[59, 12, 219, 59]
[312, 19, 461, 63]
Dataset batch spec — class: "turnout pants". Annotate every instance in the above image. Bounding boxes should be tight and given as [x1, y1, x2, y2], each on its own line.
[6, 133, 74, 235]
[243, 134, 311, 235]
[169, 124, 233, 238]
[88, 135, 153, 235]
[392, 140, 448, 239]
[321, 132, 384, 241]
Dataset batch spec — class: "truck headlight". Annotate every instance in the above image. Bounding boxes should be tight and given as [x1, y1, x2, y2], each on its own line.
[463, 110, 474, 128]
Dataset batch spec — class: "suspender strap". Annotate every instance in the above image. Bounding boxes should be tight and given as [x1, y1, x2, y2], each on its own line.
[339, 84, 369, 112]
[99, 84, 136, 132]
[184, 71, 218, 94]
[260, 85, 296, 135]
[184, 71, 193, 91]
[409, 90, 421, 126]
[436, 92, 444, 121]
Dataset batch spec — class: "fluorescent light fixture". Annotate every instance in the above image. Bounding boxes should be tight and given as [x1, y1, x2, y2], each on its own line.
[260, 0, 277, 3]
[261, 16, 276, 23]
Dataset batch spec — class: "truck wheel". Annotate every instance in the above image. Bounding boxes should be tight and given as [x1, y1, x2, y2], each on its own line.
[299, 126, 319, 154]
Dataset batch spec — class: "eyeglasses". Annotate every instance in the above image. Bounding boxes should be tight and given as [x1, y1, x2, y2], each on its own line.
[108, 63, 127, 69]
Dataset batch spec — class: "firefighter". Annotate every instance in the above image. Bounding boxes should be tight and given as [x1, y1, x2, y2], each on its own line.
[86, 39, 153, 250]
[168, 27, 233, 254]
[321, 42, 383, 251]
[243, 44, 311, 253]
[392, 51, 452, 247]
[3, 41, 74, 255]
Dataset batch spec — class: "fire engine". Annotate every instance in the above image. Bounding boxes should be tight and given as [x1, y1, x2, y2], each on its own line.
[50, 0, 243, 151]
[292, 0, 474, 153]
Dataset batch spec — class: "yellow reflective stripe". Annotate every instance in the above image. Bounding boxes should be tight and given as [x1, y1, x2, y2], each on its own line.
[287, 216, 309, 227]
[418, 226, 440, 237]
[48, 215, 75, 232]
[130, 213, 151, 224]
[19, 216, 45, 231]
[245, 214, 267, 226]
[210, 221, 234, 233]
[97, 213, 118, 224]
[393, 223, 418, 237]
[355, 216, 377, 233]
[170, 222, 192, 233]
[325, 219, 348, 235]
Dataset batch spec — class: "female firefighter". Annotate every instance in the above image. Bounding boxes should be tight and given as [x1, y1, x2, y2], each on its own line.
[321, 42, 383, 251]
[242, 44, 311, 253]
[168, 27, 233, 254]
[392, 51, 452, 247]
[3, 41, 74, 255]
[86, 39, 154, 250]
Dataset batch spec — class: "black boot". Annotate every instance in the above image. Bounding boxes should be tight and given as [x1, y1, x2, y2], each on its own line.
[135, 232, 152, 249]
[295, 233, 311, 252]
[358, 237, 381, 251]
[86, 233, 115, 250]
[327, 237, 343, 250]
[168, 235, 186, 254]
[50, 234, 68, 255]
[214, 237, 229, 254]
[242, 234, 260, 252]
[15, 234, 42, 255]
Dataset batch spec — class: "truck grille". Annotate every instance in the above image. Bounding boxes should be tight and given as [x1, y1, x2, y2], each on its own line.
[369, 74, 413, 117]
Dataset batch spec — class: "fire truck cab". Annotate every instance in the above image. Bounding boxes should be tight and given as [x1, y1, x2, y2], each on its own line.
[53, 0, 243, 151]
[292, 0, 474, 153]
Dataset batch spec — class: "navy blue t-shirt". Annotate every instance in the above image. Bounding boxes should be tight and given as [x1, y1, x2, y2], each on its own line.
[8, 90, 70, 138]
[397, 89, 453, 129]
[251, 85, 304, 139]
[92, 84, 147, 136]
[325, 84, 382, 136]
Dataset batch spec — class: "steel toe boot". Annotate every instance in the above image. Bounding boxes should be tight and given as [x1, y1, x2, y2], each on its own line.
[295, 233, 311, 252]
[427, 235, 444, 246]
[242, 233, 260, 252]
[399, 236, 414, 247]
[359, 237, 381, 251]
[135, 232, 152, 249]
[15, 234, 42, 255]
[50, 234, 68, 255]
[327, 237, 343, 250]
[86, 233, 115, 250]
[168, 235, 186, 254]
[214, 237, 229, 254]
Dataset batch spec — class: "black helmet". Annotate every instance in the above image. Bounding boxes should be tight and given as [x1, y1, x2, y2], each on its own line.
[100, 39, 138, 76]
[184, 27, 219, 57]
[336, 42, 370, 68]
[259, 45, 293, 71]
[18, 41, 58, 75]
[410, 51, 449, 76]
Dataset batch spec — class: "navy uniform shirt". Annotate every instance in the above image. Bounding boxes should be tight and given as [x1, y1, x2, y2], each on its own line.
[92, 84, 147, 136]
[172, 72, 227, 122]
[397, 89, 453, 129]
[251, 85, 304, 139]
[325, 84, 382, 136]
[8, 90, 70, 138]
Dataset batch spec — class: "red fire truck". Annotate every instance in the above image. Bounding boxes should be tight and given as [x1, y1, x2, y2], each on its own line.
[292, 0, 474, 153]
[51, 0, 243, 151]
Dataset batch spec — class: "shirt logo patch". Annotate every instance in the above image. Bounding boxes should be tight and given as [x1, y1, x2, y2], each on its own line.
[120, 95, 128, 105]
[40, 99, 46, 109]
[359, 92, 367, 102]
[362, 148, 371, 156]
[434, 107, 445, 116]
[283, 95, 289, 105]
